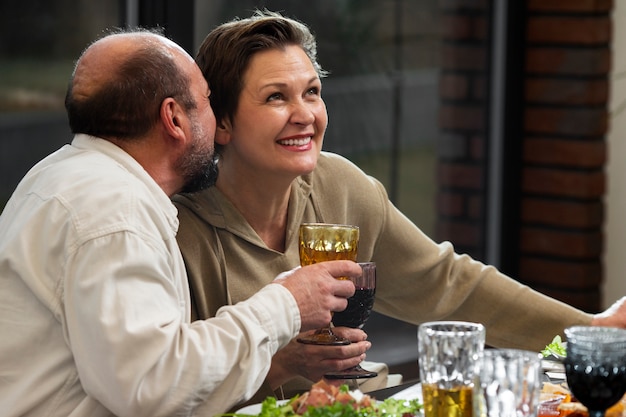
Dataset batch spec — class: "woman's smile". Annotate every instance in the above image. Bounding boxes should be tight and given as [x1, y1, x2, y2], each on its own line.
[277, 136, 312, 149]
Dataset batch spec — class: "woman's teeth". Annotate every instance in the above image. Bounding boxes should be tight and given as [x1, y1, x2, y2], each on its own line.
[279, 137, 311, 146]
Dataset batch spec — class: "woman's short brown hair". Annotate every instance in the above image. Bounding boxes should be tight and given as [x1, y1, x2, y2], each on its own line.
[195, 10, 326, 133]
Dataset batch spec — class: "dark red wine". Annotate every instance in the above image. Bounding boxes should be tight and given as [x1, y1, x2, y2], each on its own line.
[564, 360, 626, 412]
[332, 287, 375, 329]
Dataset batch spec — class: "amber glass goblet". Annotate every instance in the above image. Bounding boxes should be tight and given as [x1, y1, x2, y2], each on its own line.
[296, 223, 359, 346]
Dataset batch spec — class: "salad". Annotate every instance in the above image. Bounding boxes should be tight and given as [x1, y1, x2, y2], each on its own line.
[541, 335, 567, 359]
[223, 380, 422, 417]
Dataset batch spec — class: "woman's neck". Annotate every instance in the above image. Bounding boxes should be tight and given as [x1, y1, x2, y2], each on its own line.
[216, 170, 291, 252]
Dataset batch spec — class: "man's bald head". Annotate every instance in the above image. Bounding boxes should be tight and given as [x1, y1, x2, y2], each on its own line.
[65, 30, 198, 140]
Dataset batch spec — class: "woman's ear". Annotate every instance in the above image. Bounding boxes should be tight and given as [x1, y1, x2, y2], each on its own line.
[215, 119, 232, 146]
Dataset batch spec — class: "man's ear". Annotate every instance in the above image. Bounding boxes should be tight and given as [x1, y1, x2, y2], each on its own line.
[159, 98, 186, 142]
[215, 118, 232, 146]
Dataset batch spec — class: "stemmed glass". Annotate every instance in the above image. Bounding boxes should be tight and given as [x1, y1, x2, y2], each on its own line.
[324, 262, 378, 380]
[563, 326, 626, 417]
[296, 223, 359, 346]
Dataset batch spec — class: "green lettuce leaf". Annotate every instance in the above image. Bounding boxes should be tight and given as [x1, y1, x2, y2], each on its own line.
[541, 335, 567, 359]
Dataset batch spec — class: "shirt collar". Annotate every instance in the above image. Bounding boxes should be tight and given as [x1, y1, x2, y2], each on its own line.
[71, 133, 179, 232]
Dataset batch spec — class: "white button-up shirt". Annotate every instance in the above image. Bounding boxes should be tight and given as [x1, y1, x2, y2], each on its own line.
[0, 134, 300, 417]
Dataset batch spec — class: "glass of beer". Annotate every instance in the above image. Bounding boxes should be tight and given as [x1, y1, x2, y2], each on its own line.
[418, 321, 485, 417]
[296, 223, 359, 345]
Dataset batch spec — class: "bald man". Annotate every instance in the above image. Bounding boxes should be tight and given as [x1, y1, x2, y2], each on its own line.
[0, 29, 359, 417]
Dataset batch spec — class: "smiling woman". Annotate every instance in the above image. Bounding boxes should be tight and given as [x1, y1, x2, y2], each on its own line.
[215, 45, 326, 198]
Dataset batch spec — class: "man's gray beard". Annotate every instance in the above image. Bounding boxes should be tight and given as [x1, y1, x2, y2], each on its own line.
[181, 156, 218, 194]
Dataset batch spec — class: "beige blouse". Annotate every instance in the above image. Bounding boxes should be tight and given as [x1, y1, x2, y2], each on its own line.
[173, 151, 592, 407]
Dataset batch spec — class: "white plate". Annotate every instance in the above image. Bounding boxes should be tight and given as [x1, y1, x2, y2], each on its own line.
[390, 382, 423, 402]
[542, 359, 565, 372]
[235, 400, 288, 414]
[234, 384, 422, 414]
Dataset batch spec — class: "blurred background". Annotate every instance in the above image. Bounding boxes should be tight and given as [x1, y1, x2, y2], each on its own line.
[1, 0, 624, 378]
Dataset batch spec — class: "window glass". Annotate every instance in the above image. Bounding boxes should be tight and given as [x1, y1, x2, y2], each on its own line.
[0, 1, 121, 113]
[0, 1, 121, 206]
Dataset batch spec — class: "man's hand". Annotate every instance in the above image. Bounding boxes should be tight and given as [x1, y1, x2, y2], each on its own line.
[592, 296, 626, 328]
[266, 327, 371, 388]
[274, 261, 359, 332]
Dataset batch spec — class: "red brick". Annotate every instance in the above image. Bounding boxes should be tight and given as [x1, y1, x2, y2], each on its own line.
[439, 74, 469, 100]
[530, 286, 600, 312]
[437, 191, 465, 217]
[436, 219, 482, 247]
[441, 44, 487, 71]
[438, 162, 483, 189]
[467, 195, 483, 219]
[439, 104, 485, 131]
[469, 134, 485, 160]
[523, 138, 606, 168]
[520, 227, 602, 258]
[472, 75, 486, 100]
[439, 0, 488, 12]
[526, 47, 611, 75]
[527, 17, 611, 45]
[525, 78, 608, 105]
[441, 15, 487, 41]
[519, 257, 602, 288]
[527, 0, 613, 13]
[524, 107, 608, 136]
[522, 167, 605, 198]
[521, 198, 603, 228]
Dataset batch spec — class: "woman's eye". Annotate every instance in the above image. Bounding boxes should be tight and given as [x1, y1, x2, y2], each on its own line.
[267, 92, 283, 102]
[306, 87, 320, 96]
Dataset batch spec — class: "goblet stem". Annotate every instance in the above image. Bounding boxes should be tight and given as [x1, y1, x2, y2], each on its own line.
[588, 411, 605, 417]
[325, 364, 378, 380]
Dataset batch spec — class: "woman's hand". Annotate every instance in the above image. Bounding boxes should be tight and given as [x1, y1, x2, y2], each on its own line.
[265, 327, 371, 389]
[592, 296, 626, 328]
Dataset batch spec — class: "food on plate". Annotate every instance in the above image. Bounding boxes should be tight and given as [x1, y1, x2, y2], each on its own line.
[226, 379, 422, 417]
[539, 382, 626, 417]
[541, 335, 567, 359]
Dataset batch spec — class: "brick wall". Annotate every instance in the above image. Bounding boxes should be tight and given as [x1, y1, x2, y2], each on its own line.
[436, 0, 613, 312]
[437, 0, 489, 260]
[520, 0, 611, 312]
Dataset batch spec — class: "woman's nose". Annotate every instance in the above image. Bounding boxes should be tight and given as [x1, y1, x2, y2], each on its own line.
[290, 100, 316, 125]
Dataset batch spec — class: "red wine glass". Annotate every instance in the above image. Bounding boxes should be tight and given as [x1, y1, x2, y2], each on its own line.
[324, 262, 378, 380]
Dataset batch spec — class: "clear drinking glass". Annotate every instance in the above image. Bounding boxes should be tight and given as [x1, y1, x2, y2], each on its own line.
[564, 326, 626, 417]
[479, 348, 542, 417]
[296, 223, 359, 346]
[418, 321, 485, 417]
